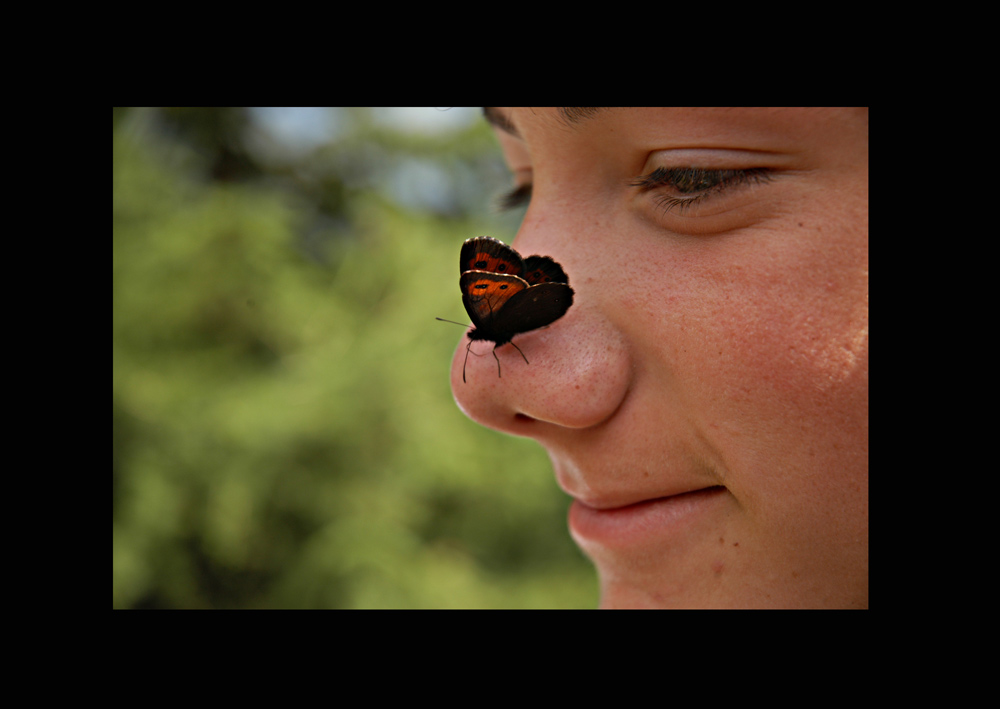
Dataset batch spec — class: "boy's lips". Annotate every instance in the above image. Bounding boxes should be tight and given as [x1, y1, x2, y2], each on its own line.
[568, 486, 729, 547]
[572, 486, 723, 511]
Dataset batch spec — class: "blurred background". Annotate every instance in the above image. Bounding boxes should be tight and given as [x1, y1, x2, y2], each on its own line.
[112, 107, 598, 608]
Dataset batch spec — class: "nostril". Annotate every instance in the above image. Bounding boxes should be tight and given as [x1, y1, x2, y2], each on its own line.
[514, 413, 535, 423]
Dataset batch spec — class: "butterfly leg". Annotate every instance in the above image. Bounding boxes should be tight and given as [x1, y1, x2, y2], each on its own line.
[492, 347, 502, 378]
[509, 341, 530, 365]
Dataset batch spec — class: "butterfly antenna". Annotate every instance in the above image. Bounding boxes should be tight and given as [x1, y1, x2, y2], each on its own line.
[436, 317, 471, 328]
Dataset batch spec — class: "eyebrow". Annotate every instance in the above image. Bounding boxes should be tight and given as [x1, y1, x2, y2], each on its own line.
[482, 107, 612, 137]
[556, 107, 608, 126]
[482, 107, 519, 136]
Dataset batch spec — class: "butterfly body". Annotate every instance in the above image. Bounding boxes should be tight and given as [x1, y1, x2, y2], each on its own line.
[456, 236, 573, 381]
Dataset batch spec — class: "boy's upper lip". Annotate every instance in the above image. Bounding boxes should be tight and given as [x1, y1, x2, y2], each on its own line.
[550, 448, 724, 511]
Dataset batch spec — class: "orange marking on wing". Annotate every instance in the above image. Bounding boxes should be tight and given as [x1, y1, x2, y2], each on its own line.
[466, 252, 523, 276]
[463, 275, 527, 320]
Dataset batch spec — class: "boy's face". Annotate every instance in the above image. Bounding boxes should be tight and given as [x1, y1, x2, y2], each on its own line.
[451, 108, 868, 608]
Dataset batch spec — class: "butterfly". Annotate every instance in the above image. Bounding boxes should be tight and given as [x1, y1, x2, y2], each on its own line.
[441, 236, 574, 382]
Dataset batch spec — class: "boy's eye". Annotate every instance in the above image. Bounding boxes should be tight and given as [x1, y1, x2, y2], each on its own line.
[494, 167, 773, 217]
[631, 167, 773, 214]
[496, 183, 532, 212]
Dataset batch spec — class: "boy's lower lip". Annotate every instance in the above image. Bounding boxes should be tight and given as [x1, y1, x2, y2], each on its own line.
[568, 486, 729, 548]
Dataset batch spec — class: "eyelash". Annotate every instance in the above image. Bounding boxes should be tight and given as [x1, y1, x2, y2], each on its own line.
[495, 167, 772, 214]
[632, 167, 772, 214]
[496, 167, 772, 212]
[496, 183, 532, 211]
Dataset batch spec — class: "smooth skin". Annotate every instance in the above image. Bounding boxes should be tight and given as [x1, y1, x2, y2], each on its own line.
[451, 108, 868, 608]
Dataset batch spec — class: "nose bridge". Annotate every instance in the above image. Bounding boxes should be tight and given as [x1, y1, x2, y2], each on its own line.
[512, 177, 593, 261]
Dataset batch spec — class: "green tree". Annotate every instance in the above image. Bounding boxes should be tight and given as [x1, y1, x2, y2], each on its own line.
[113, 107, 597, 608]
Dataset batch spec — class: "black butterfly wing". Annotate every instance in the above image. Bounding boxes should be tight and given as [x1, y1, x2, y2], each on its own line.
[523, 256, 569, 285]
[460, 236, 525, 277]
[485, 282, 574, 345]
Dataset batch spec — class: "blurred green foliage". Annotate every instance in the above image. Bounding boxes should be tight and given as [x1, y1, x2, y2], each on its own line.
[112, 107, 597, 608]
